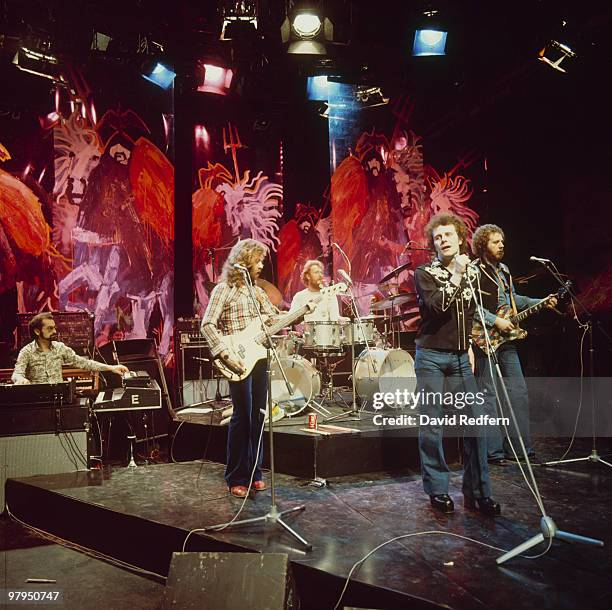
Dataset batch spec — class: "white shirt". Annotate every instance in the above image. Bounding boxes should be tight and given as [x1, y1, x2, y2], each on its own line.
[290, 288, 340, 322]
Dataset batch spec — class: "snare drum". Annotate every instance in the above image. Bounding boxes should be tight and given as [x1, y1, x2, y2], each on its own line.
[344, 319, 378, 345]
[303, 321, 345, 351]
[354, 348, 417, 409]
[270, 356, 321, 417]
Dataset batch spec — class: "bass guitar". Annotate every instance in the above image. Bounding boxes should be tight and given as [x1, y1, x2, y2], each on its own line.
[214, 283, 347, 381]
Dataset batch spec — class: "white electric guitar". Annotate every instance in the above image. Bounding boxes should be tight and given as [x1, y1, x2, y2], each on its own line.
[214, 283, 347, 381]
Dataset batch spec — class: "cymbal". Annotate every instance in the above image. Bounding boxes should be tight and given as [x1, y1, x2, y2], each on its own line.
[379, 262, 412, 285]
[256, 278, 283, 307]
[370, 292, 416, 311]
[390, 310, 419, 323]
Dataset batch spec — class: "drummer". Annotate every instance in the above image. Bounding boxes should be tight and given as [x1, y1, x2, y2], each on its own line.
[289, 260, 347, 325]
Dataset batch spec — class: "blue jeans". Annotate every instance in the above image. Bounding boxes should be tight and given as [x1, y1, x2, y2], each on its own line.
[415, 348, 491, 499]
[225, 359, 267, 487]
[474, 343, 532, 459]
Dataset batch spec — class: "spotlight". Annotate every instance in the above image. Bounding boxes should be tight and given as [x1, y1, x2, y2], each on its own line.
[306, 75, 329, 100]
[412, 29, 447, 56]
[281, 2, 340, 56]
[197, 63, 234, 95]
[13, 44, 63, 82]
[538, 40, 576, 73]
[220, 0, 258, 40]
[142, 62, 176, 89]
[292, 13, 322, 39]
[91, 31, 112, 52]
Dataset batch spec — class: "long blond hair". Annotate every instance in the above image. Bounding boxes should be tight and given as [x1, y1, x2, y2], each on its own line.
[221, 239, 268, 287]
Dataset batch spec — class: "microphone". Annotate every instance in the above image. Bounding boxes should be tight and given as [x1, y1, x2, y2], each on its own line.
[233, 263, 248, 271]
[530, 256, 551, 264]
[338, 269, 353, 287]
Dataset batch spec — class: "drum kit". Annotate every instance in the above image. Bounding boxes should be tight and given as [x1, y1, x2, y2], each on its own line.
[264, 261, 420, 420]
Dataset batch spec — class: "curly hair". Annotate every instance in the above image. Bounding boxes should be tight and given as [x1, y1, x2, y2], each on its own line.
[472, 224, 505, 259]
[424, 213, 470, 254]
[220, 239, 268, 287]
[301, 260, 323, 287]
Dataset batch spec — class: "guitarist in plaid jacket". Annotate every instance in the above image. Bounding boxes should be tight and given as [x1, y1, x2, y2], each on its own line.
[471, 224, 557, 464]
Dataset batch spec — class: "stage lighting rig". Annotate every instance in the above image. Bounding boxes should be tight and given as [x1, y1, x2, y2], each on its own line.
[196, 62, 234, 95]
[142, 61, 176, 89]
[12, 35, 64, 83]
[220, 1, 258, 40]
[538, 40, 576, 73]
[281, 1, 341, 55]
[412, 7, 448, 56]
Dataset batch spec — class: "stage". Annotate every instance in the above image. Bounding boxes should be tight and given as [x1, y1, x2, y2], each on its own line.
[169, 404, 461, 479]
[4, 437, 612, 610]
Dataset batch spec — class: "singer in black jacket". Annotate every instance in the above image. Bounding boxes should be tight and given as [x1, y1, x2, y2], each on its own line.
[413, 213, 500, 516]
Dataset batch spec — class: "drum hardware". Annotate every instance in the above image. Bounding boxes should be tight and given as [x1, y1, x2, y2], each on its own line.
[323, 271, 379, 424]
[270, 355, 330, 417]
[315, 353, 350, 409]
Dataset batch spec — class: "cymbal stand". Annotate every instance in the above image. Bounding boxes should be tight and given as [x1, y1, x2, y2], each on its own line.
[204, 268, 311, 550]
[316, 351, 349, 410]
[324, 283, 376, 423]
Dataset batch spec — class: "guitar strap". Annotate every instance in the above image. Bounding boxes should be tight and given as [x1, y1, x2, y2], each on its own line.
[495, 267, 518, 316]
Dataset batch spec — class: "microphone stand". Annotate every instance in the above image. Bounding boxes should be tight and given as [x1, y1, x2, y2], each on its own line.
[464, 265, 603, 564]
[204, 268, 312, 551]
[324, 275, 376, 423]
[535, 259, 612, 469]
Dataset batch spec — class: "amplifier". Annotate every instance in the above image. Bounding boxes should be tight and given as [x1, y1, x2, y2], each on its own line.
[175, 317, 206, 346]
[0, 404, 89, 436]
[17, 312, 94, 355]
[1, 429, 89, 509]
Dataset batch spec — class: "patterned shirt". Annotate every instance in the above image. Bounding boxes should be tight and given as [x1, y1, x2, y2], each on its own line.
[200, 282, 279, 357]
[414, 259, 480, 351]
[12, 340, 113, 384]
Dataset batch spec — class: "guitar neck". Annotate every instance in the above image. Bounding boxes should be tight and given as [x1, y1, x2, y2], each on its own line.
[256, 303, 313, 341]
[511, 298, 548, 324]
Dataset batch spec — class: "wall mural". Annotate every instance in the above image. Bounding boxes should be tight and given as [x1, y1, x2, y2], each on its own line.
[54, 108, 175, 354]
[192, 122, 283, 314]
[0, 78, 175, 356]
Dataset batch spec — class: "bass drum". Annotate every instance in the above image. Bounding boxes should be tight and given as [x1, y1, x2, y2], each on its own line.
[270, 356, 321, 417]
[354, 349, 417, 409]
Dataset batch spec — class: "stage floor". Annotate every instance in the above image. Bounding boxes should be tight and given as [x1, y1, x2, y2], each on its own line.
[4, 438, 612, 610]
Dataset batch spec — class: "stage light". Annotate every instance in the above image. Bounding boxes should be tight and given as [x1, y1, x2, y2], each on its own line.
[292, 13, 322, 39]
[142, 62, 176, 89]
[91, 31, 112, 52]
[281, 2, 340, 56]
[413, 29, 447, 56]
[306, 75, 329, 100]
[13, 46, 64, 82]
[538, 40, 576, 73]
[197, 63, 234, 95]
[220, 0, 258, 40]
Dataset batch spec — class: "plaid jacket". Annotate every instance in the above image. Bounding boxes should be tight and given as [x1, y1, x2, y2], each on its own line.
[200, 282, 278, 357]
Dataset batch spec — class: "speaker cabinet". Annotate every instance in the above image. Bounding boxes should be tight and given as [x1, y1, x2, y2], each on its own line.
[1, 431, 88, 510]
[162, 552, 299, 610]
